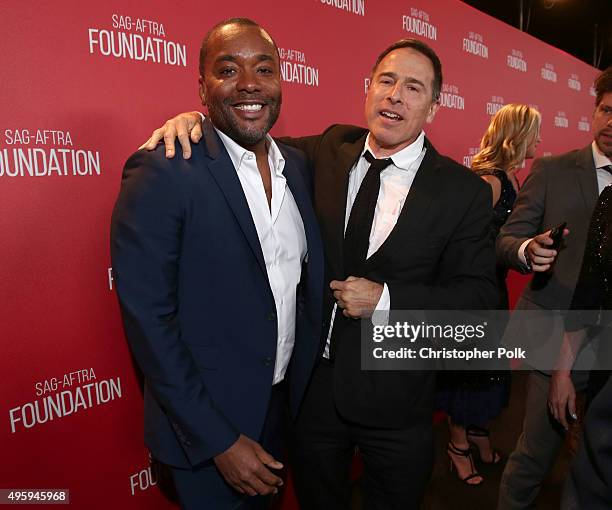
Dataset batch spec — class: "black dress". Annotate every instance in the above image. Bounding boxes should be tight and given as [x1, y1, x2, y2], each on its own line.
[480, 168, 518, 308]
[565, 184, 612, 402]
[436, 169, 516, 427]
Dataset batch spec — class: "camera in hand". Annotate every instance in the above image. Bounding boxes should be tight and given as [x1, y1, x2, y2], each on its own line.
[549, 222, 567, 250]
[531, 222, 567, 289]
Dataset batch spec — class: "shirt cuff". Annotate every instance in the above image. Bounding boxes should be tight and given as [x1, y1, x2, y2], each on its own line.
[371, 283, 390, 327]
[518, 238, 533, 272]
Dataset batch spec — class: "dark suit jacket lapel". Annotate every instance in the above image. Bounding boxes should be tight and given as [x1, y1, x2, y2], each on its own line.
[324, 135, 366, 279]
[365, 138, 439, 272]
[201, 119, 268, 278]
[574, 144, 598, 214]
[282, 149, 324, 304]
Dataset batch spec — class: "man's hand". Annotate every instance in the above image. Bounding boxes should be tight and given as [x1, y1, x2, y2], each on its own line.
[548, 371, 577, 430]
[138, 111, 203, 159]
[213, 434, 283, 496]
[526, 227, 570, 272]
[330, 276, 383, 318]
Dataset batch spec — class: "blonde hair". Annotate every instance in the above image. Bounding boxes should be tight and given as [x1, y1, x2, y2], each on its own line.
[471, 104, 541, 174]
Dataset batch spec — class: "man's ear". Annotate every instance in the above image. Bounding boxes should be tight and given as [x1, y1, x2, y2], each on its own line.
[198, 75, 207, 106]
[426, 100, 440, 124]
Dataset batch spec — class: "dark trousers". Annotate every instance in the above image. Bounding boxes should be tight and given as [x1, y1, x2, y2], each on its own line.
[170, 382, 287, 510]
[292, 360, 433, 510]
[498, 370, 588, 510]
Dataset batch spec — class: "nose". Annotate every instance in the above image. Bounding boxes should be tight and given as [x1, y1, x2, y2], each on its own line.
[387, 82, 402, 104]
[236, 68, 260, 93]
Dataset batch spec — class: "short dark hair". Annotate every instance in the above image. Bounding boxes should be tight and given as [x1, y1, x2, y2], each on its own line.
[594, 66, 612, 106]
[372, 38, 443, 103]
[198, 18, 278, 76]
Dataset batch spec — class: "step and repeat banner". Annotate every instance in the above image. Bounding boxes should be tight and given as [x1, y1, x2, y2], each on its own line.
[1, 0, 598, 507]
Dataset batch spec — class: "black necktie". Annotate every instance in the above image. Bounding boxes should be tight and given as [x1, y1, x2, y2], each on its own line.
[328, 151, 394, 361]
[343, 151, 394, 277]
[602, 165, 612, 176]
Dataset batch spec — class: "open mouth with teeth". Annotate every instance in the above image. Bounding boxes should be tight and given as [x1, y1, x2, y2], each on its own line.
[233, 103, 264, 111]
[230, 100, 269, 116]
[379, 110, 403, 121]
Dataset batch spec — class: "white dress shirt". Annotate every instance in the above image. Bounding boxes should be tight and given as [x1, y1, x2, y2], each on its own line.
[592, 140, 612, 184]
[324, 131, 427, 357]
[518, 141, 612, 266]
[215, 128, 307, 384]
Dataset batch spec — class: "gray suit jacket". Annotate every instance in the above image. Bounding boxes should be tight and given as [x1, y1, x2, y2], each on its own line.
[497, 145, 598, 310]
[497, 145, 598, 375]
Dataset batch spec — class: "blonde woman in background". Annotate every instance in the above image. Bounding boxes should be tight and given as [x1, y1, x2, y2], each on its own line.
[438, 104, 542, 485]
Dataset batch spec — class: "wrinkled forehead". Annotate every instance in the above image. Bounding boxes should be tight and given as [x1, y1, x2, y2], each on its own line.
[206, 24, 277, 63]
[374, 47, 435, 80]
[598, 91, 612, 107]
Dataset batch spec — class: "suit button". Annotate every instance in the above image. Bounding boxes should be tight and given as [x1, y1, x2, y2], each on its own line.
[263, 357, 274, 366]
[267, 312, 276, 321]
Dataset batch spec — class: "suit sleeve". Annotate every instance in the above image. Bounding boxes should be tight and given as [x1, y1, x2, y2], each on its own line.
[387, 181, 498, 309]
[496, 158, 548, 271]
[111, 150, 239, 466]
[277, 134, 323, 163]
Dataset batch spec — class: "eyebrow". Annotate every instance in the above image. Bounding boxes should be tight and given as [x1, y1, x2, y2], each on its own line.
[377, 71, 426, 89]
[215, 54, 276, 64]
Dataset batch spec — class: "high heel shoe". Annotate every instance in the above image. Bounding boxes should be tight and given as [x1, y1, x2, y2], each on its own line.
[466, 425, 502, 465]
[447, 441, 483, 485]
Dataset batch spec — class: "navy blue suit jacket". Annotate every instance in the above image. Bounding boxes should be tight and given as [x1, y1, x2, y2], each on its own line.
[111, 120, 324, 469]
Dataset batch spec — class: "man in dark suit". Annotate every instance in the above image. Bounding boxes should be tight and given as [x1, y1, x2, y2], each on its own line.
[111, 18, 324, 510]
[496, 66, 612, 510]
[142, 38, 497, 509]
[555, 67, 612, 510]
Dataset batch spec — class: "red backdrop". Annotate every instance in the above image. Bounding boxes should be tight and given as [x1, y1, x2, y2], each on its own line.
[1, 0, 598, 507]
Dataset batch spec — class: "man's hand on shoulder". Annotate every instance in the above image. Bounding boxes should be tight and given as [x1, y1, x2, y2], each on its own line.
[525, 228, 570, 272]
[139, 111, 203, 160]
[213, 434, 284, 497]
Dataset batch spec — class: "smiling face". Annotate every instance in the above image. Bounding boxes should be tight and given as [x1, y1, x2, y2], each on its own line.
[365, 47, 440, 158]
[199, 23, 281, 151]
[593, 92, 612, 158]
